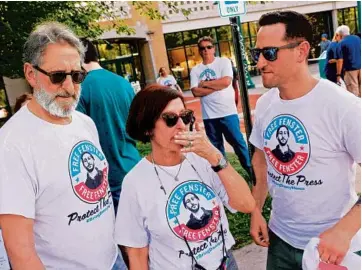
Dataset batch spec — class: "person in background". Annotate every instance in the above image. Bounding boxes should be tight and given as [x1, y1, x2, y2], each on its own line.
[319, 33, 331, 55]
[324, 32, 342, 84]
[0, 22, 120, 269]
[249, 11, 360, 269]
[13, 93, 32, 113]
[190, 36, 251, 174]
[115, 84, 255, 269]
[157, 67, 183, 93]
[77, 39, 141, 218]
[336, 25, 361, 97]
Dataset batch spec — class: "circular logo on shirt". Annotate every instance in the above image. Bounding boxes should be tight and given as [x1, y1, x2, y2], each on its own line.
[166, 181, 221, 242]
[68, 141, 109, 204]
[263, 114, 310, 175]
[163, 79, 173, 87]
[199, 68, 217, 81]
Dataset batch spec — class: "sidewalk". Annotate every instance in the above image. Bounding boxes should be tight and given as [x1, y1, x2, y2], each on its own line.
[183, 63, 361, 269]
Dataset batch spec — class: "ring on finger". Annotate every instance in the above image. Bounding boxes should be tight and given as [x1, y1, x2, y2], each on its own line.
[187, 140, 193, 148]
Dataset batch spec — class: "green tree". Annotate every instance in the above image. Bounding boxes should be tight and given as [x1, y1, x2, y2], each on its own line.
[0, 1, 190, 78]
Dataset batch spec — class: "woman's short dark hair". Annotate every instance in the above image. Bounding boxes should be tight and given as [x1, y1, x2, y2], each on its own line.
[259, 11, 313, 45]
[127, 84, 185, 143]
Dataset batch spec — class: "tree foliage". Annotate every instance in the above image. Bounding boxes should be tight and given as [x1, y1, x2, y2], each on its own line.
[0, 1, 190, 78]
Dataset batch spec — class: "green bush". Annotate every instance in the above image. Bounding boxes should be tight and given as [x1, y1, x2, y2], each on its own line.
[136, 142, 272, 249]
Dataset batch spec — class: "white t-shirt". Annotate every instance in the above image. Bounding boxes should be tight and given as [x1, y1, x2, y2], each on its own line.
[0, 106, 117, 269]
[190, 57, 237, 120]
[157, 75, 178, 90]
[249, 79, 361, 249]
[114, 153, 236, 269]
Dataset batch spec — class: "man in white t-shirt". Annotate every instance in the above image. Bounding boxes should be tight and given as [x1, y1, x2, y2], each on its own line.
[157, 67, 182, 92]
[0, 22, 121, 269]
[248, 11, 361, 269]
[190, 36, 251, 173]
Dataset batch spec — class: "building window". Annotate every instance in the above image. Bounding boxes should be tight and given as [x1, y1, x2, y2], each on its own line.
[169, 10, 173, 14]
[200, 6, 204, 11]
[206, 6, 210, 10]
[194, 7, 197, 11]
[338, 7, 358, 34]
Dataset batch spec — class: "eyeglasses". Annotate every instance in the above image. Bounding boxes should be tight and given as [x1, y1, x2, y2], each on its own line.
[199, 45, 214, 51]
[161, 109, 194, 127]
[250, 41, 302, 62]
[33, 66, 87, 84]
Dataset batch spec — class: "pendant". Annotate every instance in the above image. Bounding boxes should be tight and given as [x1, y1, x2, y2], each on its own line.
[175, 176, 179, 181]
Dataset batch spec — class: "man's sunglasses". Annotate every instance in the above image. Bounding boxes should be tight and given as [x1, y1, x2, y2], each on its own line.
[250, 41, 302, 62]
[33, 66, 87, 84]
[161, 109, 194, 127]
[199, 45, 214, 51]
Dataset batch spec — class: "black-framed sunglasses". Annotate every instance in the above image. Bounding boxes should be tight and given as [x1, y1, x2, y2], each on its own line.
[199, 45, 214, 51]
[161, 109, 194, 127]
[250, 41, 303, 62]
[33, 66, 87, 84]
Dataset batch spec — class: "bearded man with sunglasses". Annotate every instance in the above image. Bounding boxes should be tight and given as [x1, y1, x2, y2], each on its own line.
[190, 36, 251, 175]
[248, 11, 361, 269]
[0, 22, 121, 269]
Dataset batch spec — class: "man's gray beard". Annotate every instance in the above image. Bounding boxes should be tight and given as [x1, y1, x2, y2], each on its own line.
[33, 86, 81, 118]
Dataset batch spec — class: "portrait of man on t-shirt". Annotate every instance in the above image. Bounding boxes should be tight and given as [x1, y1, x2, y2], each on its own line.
[183, 192, 213, 230]
[81, 152, 103, 189]
[272, 125, 295, 163]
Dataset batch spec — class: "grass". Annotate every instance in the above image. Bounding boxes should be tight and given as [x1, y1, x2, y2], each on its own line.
[137, 142, 272, 249]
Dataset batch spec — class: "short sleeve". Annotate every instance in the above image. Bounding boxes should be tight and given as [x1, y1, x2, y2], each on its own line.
[190, 68, 199, 89]
[335, 43, 343, 60]
[221, 58, 233, 78]
[249, 104, 264, 150]
[342, 99, 361, 163]
[0, 143, 36, 218]
[114, 176, 148, 248]
[171, 76, 177, 85]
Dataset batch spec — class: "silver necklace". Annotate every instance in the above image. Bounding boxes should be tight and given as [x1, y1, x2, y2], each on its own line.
[151, 154, 184, 182]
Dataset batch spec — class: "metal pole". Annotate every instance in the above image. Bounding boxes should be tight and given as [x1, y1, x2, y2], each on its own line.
[230, 16, 255, 184]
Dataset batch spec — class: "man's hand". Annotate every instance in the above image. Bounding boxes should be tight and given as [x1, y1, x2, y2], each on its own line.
[250, 209, 269, 247]
[318, 226, 351, 265]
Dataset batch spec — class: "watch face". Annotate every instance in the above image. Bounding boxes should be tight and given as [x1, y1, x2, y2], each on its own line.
[220, 156, 228, 168]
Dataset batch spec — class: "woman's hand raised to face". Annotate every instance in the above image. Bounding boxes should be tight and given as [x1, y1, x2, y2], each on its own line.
[174, 122, 219, 162]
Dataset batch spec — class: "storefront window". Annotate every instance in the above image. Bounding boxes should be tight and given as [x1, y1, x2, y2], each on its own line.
[198, 28, 217, 41]
[338, 7, 358, 34]
[216, 25, 232, 41]
[165, 32, 184, 49]
[183, 29, 200, 45]
[98, 43, 122, 61]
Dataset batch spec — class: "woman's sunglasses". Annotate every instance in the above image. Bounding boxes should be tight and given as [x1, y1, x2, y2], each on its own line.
[33, 66, 87, 84]
[161, 109, 194, 127]
[250, 41, 302, 62]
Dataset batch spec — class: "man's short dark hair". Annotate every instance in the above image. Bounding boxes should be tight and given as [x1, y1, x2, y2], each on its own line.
[126, 84, 185, 143]
[182, 192, 200, 208]
[81, 151, 94, 163]
[259, 11, 313, 45]
[80, 38, 99, 64]
[276, 125, 289, 138]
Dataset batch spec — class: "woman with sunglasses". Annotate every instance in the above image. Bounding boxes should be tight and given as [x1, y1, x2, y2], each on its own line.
[114, 84, 255, 270]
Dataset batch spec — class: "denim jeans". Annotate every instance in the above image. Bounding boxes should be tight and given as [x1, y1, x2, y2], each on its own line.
[111, 252, 128, 270]
[226, 250, 239, 269]
[204, 114, 251, 171]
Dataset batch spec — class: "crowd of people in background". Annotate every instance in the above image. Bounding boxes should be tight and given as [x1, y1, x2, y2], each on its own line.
[323, 25, 361, 97]
[0, 9, 360, 270]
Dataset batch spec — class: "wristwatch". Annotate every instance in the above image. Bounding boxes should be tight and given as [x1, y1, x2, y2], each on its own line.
[211, 154, 228, 172]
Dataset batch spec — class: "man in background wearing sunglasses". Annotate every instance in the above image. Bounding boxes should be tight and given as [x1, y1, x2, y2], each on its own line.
[249, 11, 361, 269]
[0, 22, 121, 269]
[190, 36, 251, 175]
